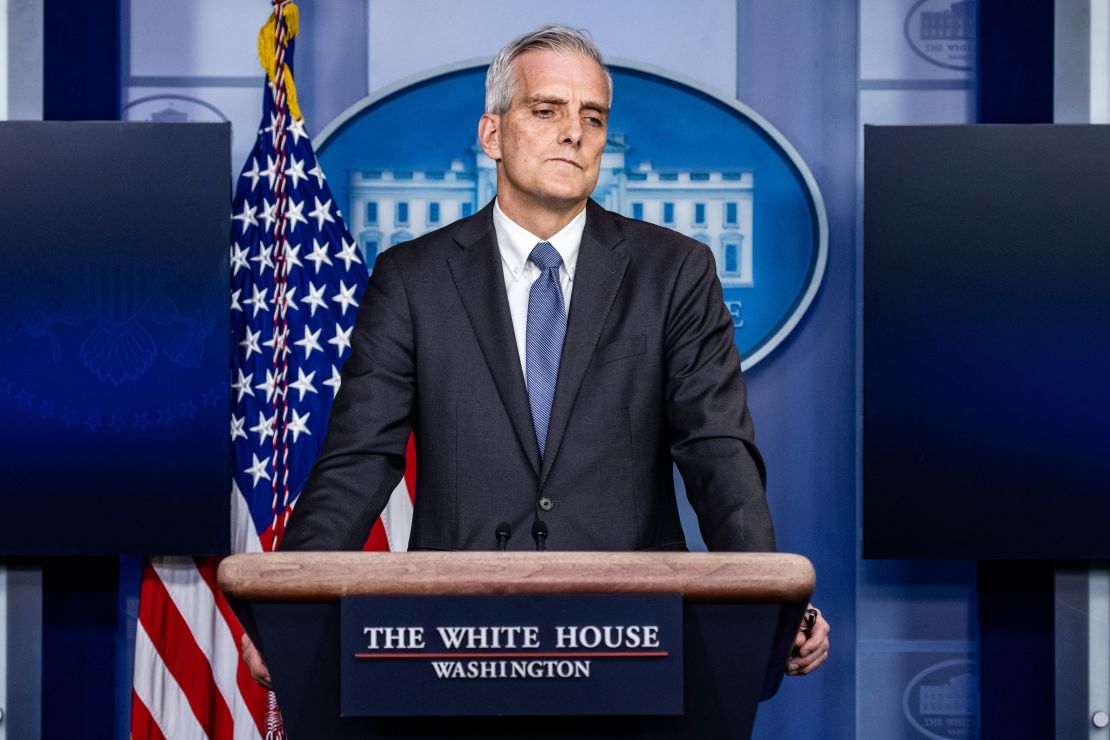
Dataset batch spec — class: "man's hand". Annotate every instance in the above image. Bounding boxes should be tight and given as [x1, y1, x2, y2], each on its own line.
[241, 634, 272, 689]
[788, 604, 829, 676]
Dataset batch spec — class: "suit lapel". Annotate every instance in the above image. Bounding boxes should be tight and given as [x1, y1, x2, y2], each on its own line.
[540, 201, 629, 487]
[447, 205, 542, 476]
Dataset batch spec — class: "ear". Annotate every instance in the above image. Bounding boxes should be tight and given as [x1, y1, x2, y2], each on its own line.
[478, 113, 502, 161]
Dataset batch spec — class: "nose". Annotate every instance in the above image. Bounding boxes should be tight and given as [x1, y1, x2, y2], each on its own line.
[559, 116, 582, 147]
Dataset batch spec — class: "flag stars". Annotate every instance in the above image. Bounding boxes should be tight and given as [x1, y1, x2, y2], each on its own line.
[286, 409, 311, 442]
[273, 285, 299, 313]
[231, 414, 247, 441]
[230, 242, 250, 275]
[241, 157, 263, 190]
[266, 110, 283, 137]
[231, 201, 258, 234]
[287, 117, 308, 145]
[324, 365, 342, 397]
[259, 199, 277, 234]
[306, 239, 333, 273]
[231, 288, 243, 313]
[240, 327, 262, 359]
[333, 281, 359, 315]
[250, 411, 276, 443]
[302, 282, 328, 317]
[232, 369, 254, 403]
[285, 198, 308, 230]
[281, 242, 304, 271]
[295, 326, 324, 358]
[289, 368, 318, 401]
[285, 155, 308, 190]
[308, 196, 335, 231]
[263, 328, 291, 357]
[329, 323, 353, 355]
[256, 369, 280, 403]
[251, 243, 275, 275]
[263, 154, 279, 190]
[245, 453, 271, 488]
[243, 284, 269, 317]
[336, 238, 362, 271]
[308, 163, 326, 189]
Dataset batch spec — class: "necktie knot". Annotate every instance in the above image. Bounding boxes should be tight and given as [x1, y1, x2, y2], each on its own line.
[530, 241, 563, 272]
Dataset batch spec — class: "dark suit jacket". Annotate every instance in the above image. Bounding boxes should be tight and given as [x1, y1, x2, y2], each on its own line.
[281, 199, 775, 552]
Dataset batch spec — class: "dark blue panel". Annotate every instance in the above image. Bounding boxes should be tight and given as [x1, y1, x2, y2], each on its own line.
[977, 561, 1054, 738]
[44, 0, 121, 121]
[977, 0, 1054, 123]
[0, 122, 231, 554]
[42, 558, 119, 740]
[864, 125, 1110, 558]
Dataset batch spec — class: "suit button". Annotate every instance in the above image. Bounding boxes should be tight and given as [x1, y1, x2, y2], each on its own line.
[538, 497, 553, 511]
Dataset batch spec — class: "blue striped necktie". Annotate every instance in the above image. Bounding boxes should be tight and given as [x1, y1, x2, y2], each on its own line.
[526, 241, 566, 458]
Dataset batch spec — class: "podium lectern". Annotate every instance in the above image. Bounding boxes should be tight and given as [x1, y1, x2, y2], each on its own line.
[218, 552, 814, 739]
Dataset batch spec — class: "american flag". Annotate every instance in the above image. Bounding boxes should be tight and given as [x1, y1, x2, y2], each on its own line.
[131, 3, 414, 737]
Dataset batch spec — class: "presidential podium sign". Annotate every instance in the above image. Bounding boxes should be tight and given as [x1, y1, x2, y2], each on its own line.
[340, 594, 683, 716]
[219, 551, 814, 739]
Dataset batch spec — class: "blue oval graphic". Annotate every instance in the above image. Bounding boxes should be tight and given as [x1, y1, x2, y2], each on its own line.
[315, 63, 825, 369]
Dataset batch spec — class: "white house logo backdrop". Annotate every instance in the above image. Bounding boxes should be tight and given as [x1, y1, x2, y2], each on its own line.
[904, 0, 978, 71]
[315, 64, 826, 369]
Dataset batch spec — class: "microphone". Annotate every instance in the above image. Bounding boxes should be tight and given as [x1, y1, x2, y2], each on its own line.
[495, 522, 512, 551]
[531, 520, 548, 551]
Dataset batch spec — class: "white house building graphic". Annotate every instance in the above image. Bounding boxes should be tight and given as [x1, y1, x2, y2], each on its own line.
[347, 134, 756, 287]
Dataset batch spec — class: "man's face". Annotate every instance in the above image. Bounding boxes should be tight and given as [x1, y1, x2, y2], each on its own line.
[481, 49, 610, 215]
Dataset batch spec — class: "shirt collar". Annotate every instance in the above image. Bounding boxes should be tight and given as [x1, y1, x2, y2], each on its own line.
[493, 199, 585, 281]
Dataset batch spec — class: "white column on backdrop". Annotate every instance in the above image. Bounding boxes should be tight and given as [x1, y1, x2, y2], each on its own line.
[1091, 573, 1110, 736]
[1055, 0, 1110, 122]
[1, 0, 8, 121]
[4, 0, 42, 119]
[1089, 0, 1110, 121]
[1054, 7, 1110, 736]
[1, 2, 44, 737]
[0, 566, 6, 740]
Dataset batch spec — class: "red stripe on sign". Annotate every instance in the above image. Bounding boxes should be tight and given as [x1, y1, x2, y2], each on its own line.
[138, 562, 235, 739]
[354, 651, 670, 659]
[129, 688, 168, 740]
[194, 557, 270, 737]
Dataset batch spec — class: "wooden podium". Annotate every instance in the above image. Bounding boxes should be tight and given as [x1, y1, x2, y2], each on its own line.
[219, 552, 814, 739]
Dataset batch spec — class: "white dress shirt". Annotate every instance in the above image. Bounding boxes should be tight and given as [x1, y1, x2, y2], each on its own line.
[493, 200, 585, 379]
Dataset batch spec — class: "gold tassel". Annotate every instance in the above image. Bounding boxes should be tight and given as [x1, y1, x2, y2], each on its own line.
[256, 3, 303, 122]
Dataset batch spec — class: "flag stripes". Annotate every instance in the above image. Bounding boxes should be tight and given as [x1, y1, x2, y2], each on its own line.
[132, 558, 267, 739]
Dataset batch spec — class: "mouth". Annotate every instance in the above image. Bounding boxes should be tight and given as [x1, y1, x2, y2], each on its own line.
[549, 158, 582, 169]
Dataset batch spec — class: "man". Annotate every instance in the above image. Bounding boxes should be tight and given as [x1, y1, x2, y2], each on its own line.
[247, 24, 829, 681]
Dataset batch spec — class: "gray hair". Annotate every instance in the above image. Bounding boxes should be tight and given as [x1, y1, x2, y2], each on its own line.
[485, 24, 613, 115]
